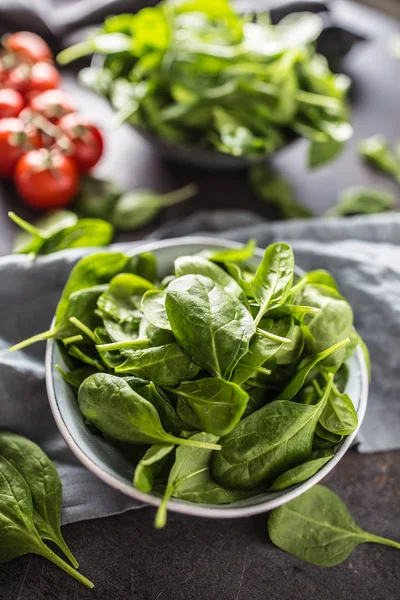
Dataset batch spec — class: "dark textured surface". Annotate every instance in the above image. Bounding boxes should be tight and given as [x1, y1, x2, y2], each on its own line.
[0, 448, 399, 600]
[0, 1, 399, 598]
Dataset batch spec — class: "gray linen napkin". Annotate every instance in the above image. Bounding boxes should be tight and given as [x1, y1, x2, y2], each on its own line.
[1, 211, 399, 524]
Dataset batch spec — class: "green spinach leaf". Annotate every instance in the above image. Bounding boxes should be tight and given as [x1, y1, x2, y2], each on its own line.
[212, 374, 334, 489]
[166, 378, 248, 436]
[166, 274, 255, 379]
[251, 243, 294, 326]
[0, 433, 78, 568]
[268, 485, 400, 566]
[78, 374, 220, 450]
[0, 457, 93, 587]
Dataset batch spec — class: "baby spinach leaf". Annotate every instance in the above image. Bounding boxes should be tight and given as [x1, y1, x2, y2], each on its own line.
[75, 175, 123, 220]
[78, 374, 221, 450]
[115, 343, 200, 386]
[133, 444, 174, 493]
[292, 284, 353, 366]
[225, 263, 254, 297]
[9, 212, 114, 256]
[290, 270, 339, 295]
[11, 211, 78, 254]
[56, 365, 98, 389]
[174, 255, 247, 303]
[0, 433, 78, 568]
[318, 377, 358, 436]
[309, 139, 344, 168]
[165, 378, 249, 436]
[314, 422, 343, 447]
[165, 274, 255, 379]
[279, 338, 349, 401]
[200, 239, 256, 263]
[249, 166, 312, 219]
[155, 433, 255, 528]
[359, 135, 400, 182]
[56, 252, 130, 323]
[269, 449, 334, 491]
[212, 374, 334, 490]
[0, 457, 93, 587]
[111, 184, 197, 231]
[136, 382, 189, 433]
[251, 243, 295, 326]
[98, 273, 155, 323]
[325, 186, 395, 217]
[232, 317, 292, 385]
[136, 252, 158, 283]
[268, 485, 400, 566]
[9, 285, 107, 352]
[141, 290, 171, 330]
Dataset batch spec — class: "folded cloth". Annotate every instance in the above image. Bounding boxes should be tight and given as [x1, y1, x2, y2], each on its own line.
[1, 211, 399, 524]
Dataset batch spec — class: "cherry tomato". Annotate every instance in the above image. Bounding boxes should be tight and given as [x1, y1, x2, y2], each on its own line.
[4, 31, 53, 63]
[14, 149, 79, 209]
[29, 89, 75, 122]
[0, 89, 24, 118]
[0, 118, 40, 179]
[58, 113, 104, 172]
[7, 62, 60, 95]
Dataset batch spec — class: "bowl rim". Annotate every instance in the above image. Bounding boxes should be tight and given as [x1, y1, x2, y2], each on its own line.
[45, 235, 369, 519]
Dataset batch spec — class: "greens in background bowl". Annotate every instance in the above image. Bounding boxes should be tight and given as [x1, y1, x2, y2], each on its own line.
[30, 237, 369, 527]
[58, 1, 352, 168]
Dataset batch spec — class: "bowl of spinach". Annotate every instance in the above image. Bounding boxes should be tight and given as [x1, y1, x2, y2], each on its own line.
[57, 1, 352, 169]
[19, 236, 368, 527]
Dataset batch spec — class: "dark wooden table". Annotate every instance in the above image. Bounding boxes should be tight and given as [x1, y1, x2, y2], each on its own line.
[0, 1, 399, 599]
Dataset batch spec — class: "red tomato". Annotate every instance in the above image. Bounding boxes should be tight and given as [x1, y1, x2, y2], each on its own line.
[58, 113, 104, 172]
[4, 32, 53, 63]
[0, 118, 40, 179]
[29, 89, 75, 122]
[14, 149, 79, 209]
[0, 89, 24, 118]
[7, 62, 60, 95]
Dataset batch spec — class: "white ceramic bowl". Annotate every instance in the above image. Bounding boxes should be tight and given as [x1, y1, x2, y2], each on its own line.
[46, 237, 369, 519]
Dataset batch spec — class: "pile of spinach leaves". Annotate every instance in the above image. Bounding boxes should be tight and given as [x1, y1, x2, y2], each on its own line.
[10, 239, 368, 528]
[58, 1, 352, 165]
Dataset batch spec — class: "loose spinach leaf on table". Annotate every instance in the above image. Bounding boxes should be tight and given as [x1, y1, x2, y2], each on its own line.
[268, 485, 400, 566]
[9, 212, 113, 256]
[166, 274, 255, 379]
[212, 374, 334, 490]
[325, 186, 395, 217]
[0, 457, 93, 588]
[249, 166, 312, 219]
[111, 184, 197, 231]
[359, 135, 400, 182]
[78, 374, 220, 450]
[0, 432, 78, 568]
